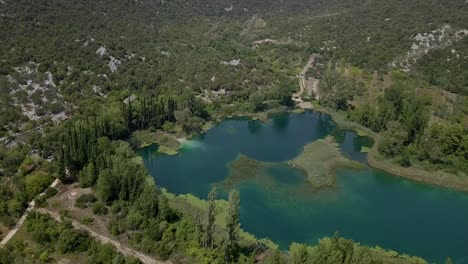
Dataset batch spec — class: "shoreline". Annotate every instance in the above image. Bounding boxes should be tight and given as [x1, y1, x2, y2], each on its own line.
[137, 103, 468, 192]
[297, 103, 468, 192]
[367, 140, 468, 192]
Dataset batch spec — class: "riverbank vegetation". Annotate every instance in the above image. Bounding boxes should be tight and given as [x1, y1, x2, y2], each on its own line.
[166, 188, 430, 264]
[131, 130, 181, 155]
[0, 0, 466, 262]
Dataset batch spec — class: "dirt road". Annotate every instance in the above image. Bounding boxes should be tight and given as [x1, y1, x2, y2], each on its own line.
[293, 54, 319, 107]
[0, 178, 60, 246]
[36, 208, 169, 264]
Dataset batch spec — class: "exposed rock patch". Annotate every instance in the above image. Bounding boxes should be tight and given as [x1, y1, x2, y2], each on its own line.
[240, 15, 267, 37]
[392, 25, 468, 71]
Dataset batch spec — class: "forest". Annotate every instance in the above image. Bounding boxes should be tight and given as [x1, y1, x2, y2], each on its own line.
[0, 0, 466, 263]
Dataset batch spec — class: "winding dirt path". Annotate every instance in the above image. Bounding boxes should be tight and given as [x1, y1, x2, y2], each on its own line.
[293, 54, 319, 108]
[0, 179, 60, 246]
[36, 208, 169, 264]
[0, 176, 169, 263]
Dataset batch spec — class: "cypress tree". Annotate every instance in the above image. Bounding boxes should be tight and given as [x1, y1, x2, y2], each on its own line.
[225, 189, 240, 262]
[205, 186, 217, 249]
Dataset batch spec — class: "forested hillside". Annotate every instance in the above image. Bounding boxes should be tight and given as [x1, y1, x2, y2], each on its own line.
[0, 0, 466, 263]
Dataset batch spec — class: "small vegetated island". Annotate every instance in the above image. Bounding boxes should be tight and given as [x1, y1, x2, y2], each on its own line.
[220, 136, 364, 190]
[290, 136, 365, 189]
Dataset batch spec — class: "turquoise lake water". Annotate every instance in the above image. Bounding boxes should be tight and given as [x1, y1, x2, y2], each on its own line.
[139, 111, 468, 263]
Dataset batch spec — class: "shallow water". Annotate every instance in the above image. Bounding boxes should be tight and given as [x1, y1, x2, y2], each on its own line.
[139, 111, 468, 263]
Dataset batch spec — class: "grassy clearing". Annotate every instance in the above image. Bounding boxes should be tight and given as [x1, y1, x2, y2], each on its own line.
[291, 136, 365, 189]
[132, 130, 181, 154]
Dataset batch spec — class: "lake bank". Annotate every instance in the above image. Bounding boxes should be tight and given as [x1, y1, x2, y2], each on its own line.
[296, 103, 468, 192]
[136, 103, 468, 192]
[164, 189, 428, 264]
[139, 111, 468, 263]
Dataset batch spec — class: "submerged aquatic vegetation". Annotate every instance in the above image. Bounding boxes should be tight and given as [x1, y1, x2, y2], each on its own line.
[218, 136, 365, 192]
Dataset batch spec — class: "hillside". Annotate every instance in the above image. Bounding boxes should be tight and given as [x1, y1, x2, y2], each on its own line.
[0, 0, 466, 263]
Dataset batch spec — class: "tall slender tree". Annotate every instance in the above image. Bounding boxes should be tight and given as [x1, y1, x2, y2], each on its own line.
[225, 189, 240, 262]
[205, 186, 217, 249]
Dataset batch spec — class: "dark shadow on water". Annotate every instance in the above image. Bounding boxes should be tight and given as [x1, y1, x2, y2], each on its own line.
[247, 119, 262, 134]
[272, 113, 290, 133]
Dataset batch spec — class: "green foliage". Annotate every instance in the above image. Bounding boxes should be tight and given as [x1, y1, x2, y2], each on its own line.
[80, 216, 94, 225]
[25, 212, 60, 245]
[319, 68, 354, 110]
[288, 233, 382, 264]
[44, 187, 58, 199]
[417, 123, 468, 174]
[24, 171, 54, 200]
[205, 186, 217, 249]
[79, 162, 97, 187]
[378, 121, 408, 158]
[290, 243, 310, 264]
[134, 184, 160, 219]
[263, 249, 286, 264]
[5, 211, 138, 263]
[0, 0, 462, 262]
[225, 189, 241, 262]
[92, 202, 108, 215]
[75, 193, 97, 208]
[57, 228, 91, 254]
[95, 146, 146, 203]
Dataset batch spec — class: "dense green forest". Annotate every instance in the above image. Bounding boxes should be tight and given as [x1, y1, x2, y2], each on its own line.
[0, 0, 466, 262]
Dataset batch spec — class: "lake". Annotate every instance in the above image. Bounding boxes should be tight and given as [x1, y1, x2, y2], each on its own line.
[139, 111, 468, 263]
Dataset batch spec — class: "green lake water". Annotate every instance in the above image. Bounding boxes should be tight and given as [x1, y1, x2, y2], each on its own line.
[139, 111, 468, 263]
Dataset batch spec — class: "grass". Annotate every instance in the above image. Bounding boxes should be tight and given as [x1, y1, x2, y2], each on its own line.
[360, 146, 371, 153]
[219, 136, 366, 191]
[132, 130, 181, 154]
[291, 136, 365, 189]
[201, 121, 215, 132]
[298, 106, 468, 190]
[157, 145, 178, 155]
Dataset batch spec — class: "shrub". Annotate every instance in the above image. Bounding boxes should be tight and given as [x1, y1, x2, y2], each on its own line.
[44, 187, 58, 199]
[92, 202, 108, 215]
[80, 216, 94, 225]
[75, 194, 97, 208]
[57, 229, 90, 253]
